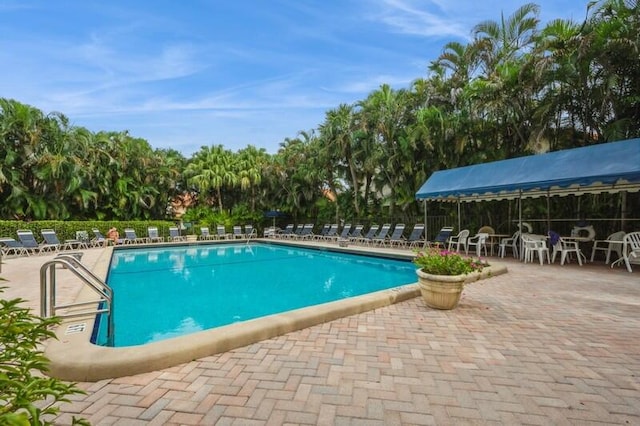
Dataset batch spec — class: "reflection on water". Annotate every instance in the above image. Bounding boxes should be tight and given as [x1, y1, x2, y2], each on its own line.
[148, 317, 203, 343]
[103, 243, 415, 346]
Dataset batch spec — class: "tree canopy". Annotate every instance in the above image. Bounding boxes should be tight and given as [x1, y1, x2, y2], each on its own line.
[0, 0, 638, 227]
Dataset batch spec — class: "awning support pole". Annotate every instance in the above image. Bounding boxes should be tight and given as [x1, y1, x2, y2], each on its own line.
[519, 191, 523, 259]
[423, 199, 428, 240]
[546, 190, 551, 232]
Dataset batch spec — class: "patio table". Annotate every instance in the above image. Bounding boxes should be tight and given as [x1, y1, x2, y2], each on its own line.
[488, 234, 510, 256]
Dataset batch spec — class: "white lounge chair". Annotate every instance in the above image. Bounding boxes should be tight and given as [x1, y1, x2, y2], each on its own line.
[0, 238, 28, 257]
[124, 228, 149, 244]
[147, 227, 164, 243]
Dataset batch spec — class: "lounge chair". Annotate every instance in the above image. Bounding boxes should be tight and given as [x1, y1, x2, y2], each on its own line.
[92, 229, 109, 247]
[0, 238, 28, 257]
[40, 229, 65, 252]
[355, 225, 379, 245]
[232, 225, 244, 239]
[275, 224, 294, 239]
[124, 228, 149, 244]
[404, 224, 425, 249]
[313, 224, 331, 240]
[216, 225, 229, 240]
[74, 231, 92, 249]
[334, 224, 352, 243]
[244, 225, 257, 239]
[287, 224, 305, 239]
[386, 223, 406, 247]
[199, 227, 213, 240]
[321, 224, 339, 241]
[370, 224, 392, 246]
[427, 226, 454, 249]
[17, 229, 49, 255]
[293, 224, 313, 239]
[347, 225, 364, 241]
[168, 226, 187, 242]
[147, 226, 164, 243]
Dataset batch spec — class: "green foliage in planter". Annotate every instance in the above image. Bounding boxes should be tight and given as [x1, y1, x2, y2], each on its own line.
[413, 248, 488, 275]
[0, 287, 89, 425]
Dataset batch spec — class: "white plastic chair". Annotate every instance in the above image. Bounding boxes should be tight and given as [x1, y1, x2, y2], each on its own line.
[447, 229, 469, 253]
[521, 234, 550, 265]
[612, 232, 640, 273]
[466, 233, 489, 257]
[498, 231, 520, 258]
[590, 231, 625, 264]
[550, 236, 584, 266]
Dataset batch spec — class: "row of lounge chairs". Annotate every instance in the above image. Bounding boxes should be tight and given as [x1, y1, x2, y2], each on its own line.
[199, 225, 257, 240]
[0, 226, 188, 257]
[268, 223, 429, 248]
[0, 229, 92, 257]
[0, 225, 263, 257]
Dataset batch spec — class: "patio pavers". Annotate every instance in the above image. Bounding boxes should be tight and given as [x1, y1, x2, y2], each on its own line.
[2, 245, 639, 425]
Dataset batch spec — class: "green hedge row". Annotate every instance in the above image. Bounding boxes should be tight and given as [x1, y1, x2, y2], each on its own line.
[0, 220, 177, 243]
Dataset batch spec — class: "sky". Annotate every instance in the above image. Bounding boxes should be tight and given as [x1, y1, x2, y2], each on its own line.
[0, 0, 589, 156]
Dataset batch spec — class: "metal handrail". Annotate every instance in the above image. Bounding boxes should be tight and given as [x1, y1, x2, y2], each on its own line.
[40, 255, 114, 345]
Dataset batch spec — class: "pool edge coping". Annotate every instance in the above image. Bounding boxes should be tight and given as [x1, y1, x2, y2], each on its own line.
[44, 241, 507, 382]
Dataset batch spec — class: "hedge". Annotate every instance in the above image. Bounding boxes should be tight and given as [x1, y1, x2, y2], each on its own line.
[0, 220, 178, 243]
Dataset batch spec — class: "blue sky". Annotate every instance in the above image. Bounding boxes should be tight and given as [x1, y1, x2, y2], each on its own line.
[1, 0, 588, 156]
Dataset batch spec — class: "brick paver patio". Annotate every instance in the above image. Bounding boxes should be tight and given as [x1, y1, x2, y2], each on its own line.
[2, 246, 639, 425]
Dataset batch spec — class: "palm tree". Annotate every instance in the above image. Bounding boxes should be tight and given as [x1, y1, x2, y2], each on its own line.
[236, 145, 269, 212]
[186, 145, 237, 212]
[319, 104, 362, 217]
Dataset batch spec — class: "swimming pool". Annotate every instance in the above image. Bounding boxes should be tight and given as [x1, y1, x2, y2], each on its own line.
[95, 242, 417, 347]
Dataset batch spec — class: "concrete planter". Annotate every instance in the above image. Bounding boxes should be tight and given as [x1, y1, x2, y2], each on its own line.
[416, 269, 467, 310]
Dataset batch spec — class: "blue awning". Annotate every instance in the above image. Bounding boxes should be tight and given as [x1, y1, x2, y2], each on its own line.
[416, 138, 640, 201]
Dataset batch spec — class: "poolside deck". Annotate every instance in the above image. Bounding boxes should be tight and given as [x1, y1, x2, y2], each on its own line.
[2, 242, 639, 425]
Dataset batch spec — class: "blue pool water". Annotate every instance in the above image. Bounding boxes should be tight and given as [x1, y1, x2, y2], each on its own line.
[94, 243, 416, 347]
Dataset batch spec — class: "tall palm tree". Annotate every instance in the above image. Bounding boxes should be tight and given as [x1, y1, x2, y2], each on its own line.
[319, 104, 362, 216]
[236, 145, 269, 212]
[186, 145, 237, 212]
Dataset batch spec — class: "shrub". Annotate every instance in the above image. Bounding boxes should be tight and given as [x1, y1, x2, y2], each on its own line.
[0, 287, 89, 425]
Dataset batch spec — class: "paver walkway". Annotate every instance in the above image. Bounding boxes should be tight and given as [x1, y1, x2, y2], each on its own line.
[2, 246, 639, 425]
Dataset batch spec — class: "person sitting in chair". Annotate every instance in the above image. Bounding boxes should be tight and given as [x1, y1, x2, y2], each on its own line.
[107, 227, 120, 244]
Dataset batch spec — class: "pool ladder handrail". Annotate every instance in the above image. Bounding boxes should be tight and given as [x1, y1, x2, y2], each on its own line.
[40, 254, 114, 344]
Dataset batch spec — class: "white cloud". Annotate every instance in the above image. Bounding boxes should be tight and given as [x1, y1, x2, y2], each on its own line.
[368, 0, 470, 39]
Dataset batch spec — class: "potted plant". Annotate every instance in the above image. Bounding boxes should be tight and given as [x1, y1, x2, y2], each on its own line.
[413, 248, 489, 310]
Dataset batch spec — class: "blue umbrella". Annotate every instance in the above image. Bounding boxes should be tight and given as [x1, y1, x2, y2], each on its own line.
[264, 210, 286, 228]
